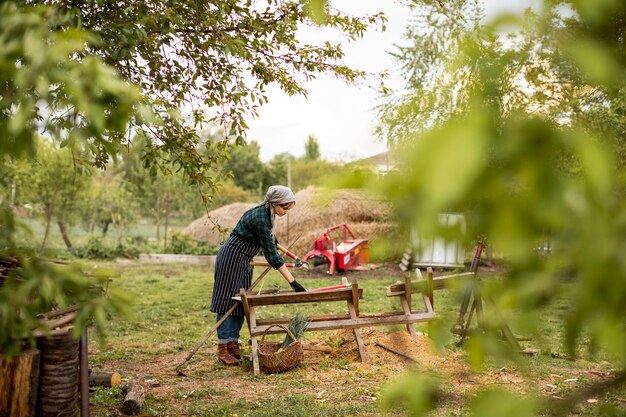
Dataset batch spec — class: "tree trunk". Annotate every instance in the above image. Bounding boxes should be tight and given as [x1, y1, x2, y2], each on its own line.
[0, 349, 40, 417]
[153, 195, 161, 241]
[163, 193, 170, 251]
[41, 208, 53, 250]
[57, 221, 73, 249]
[101, 219, 111, 236]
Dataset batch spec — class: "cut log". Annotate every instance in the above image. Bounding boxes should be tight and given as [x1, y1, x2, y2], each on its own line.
[89, 370, 122, 388]
[122, 384, 145, 415]
[36, 330, 79, 417]
[0, 349, 40, 417]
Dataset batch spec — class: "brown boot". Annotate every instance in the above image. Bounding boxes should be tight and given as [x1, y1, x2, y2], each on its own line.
[218, 343, 239, 366]
[227, 341, 241, 360]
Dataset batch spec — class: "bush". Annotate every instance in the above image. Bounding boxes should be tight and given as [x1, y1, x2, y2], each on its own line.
[166, 231, 195, 254]
[73, 235, 143, 259]
[166, 233, 219, 255]
[188, 242, 220, 256]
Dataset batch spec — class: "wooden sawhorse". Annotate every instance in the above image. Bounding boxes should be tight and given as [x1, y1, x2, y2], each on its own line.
[240, 281, 438, 375]
[239, 284, 365, 376]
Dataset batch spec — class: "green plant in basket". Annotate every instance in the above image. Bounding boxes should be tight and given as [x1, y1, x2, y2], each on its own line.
[281, 313, 309, 350]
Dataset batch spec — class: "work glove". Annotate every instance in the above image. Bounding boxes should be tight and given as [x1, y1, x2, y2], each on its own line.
[290, 280, 306, 292]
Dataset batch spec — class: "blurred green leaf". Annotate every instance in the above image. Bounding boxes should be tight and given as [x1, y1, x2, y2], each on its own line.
[470, 388, 536, 417]
[380, 373, 440, 416]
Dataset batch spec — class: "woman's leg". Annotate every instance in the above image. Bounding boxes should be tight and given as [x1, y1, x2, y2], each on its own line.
[216, 314, 239, 365]
[226, 315, 245, 360]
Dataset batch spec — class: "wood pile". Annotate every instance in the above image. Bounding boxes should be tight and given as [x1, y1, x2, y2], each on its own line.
[0, 255, 19, 288]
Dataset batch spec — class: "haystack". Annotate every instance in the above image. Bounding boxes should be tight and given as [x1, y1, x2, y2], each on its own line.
[183, 187, 394, 257]
[184, 202, 256, 245]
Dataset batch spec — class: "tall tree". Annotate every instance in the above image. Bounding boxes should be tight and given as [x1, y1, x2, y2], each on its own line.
[265, 152, 293, 188]
[304, 135, 321, 161]
[224, 140, 268, 193]
[80, 172, 139, 240]
[20, 139, 91, 250]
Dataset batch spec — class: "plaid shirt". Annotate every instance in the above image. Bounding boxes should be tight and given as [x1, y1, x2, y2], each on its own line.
[232, 204, 284, 268]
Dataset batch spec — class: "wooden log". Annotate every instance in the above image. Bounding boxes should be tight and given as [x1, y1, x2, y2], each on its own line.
[89, 370, 122, 388]
[43, 305, 79, 320]
[40, 312, 76, 330]
[36, 330, 79, 417]
[0, 349, 40, 417]
[122, 384, 145, 415]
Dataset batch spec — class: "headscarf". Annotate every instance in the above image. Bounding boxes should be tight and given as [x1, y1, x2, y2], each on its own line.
[263, 185, 296, 233]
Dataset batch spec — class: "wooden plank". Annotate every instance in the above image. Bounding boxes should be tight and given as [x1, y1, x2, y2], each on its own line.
[347, 299, 367, 362]
[0, 349, 40, 417]
[351, 283, 360, 317]
[251, 336, 260, 376]
[400, 295, 418, 338]
[404, 274, 412, 313]
[426, 267, 434, 310]
[387, 272, 475, 293]
[256, 313, 351, 325]
[249, 312, 436, 336]
[244, 288, 363, 306]
[422, 293, 434, 314]
[255, 310, 433, 328]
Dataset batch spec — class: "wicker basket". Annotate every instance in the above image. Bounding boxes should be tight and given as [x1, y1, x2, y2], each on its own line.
[258, 324, 303, 374]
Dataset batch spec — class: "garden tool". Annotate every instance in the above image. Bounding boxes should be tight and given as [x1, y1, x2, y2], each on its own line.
[249, 244, 310, 270]
[277, 243, 310, 270]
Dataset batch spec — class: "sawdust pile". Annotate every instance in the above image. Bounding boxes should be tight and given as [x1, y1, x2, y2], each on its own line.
[183, 187, 394, 256]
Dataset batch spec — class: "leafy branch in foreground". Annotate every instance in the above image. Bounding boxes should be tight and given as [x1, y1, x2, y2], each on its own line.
[369, 0, 626, 415]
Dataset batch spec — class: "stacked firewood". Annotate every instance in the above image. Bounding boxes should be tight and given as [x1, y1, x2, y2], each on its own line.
[0, 255, 19, 288]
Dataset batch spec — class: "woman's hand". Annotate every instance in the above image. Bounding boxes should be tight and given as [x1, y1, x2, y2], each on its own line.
[289, 280, 306, 292]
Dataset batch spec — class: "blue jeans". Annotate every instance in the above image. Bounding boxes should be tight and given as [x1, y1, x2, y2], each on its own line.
[216, 314, 245, 344]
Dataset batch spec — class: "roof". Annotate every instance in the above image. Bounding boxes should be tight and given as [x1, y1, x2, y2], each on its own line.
[349, 151, 397, 173]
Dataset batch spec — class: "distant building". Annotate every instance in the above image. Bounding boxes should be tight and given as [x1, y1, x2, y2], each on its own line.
[350, 151, 397, 175]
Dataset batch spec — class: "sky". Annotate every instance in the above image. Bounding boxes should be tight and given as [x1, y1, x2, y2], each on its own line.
[247, 1, 540, 162]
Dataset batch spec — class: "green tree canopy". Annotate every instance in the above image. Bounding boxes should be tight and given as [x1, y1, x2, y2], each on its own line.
[224, 140, 268, 193]
[14, 0, 385, 193]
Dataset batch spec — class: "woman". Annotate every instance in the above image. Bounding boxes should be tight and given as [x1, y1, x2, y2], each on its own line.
[210, 185, 307, 366]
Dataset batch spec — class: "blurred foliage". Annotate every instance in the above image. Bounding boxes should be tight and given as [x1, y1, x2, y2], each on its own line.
[0, 2, 144, 355]
[370, 0, 626, 415]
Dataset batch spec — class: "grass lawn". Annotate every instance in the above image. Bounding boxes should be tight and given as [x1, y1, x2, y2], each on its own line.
[86, 261, 621, 417]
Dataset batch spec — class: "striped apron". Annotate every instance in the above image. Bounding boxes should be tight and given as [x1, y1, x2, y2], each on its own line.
[210, 233, 260, 316]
